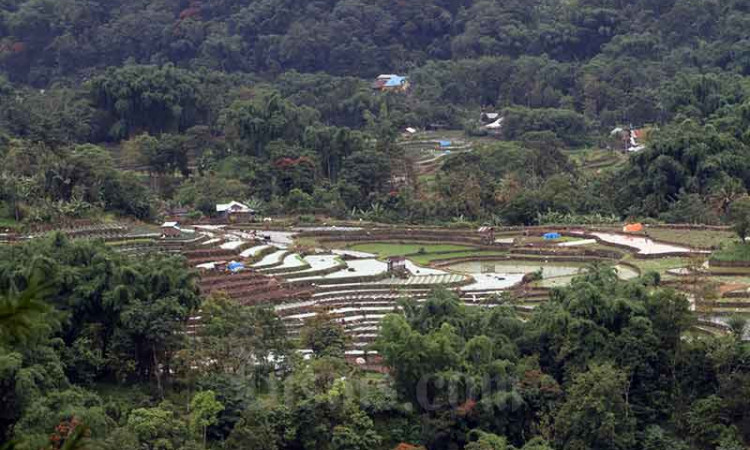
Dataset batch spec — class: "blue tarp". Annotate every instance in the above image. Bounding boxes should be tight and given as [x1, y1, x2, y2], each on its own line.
[439, 140, 452, 147]
[543, 232, 561, 240]
[228, 261, 245, 272]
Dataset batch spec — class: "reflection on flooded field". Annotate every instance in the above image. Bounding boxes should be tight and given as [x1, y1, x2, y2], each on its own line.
[448, 260, 640, 288]
[587, 232, 698, 255]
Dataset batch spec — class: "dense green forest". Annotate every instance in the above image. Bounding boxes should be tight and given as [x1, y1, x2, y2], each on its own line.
[2, 0, 750, 224]
[3, 236, 750, 449]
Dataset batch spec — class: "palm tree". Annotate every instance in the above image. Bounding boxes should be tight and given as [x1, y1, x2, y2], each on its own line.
[243, 197, 264, 214]
[0, 275, 52, 344]
[367, 203, 385, 221]
[709, 177, 745, 215]
[727, 315, 747, 341]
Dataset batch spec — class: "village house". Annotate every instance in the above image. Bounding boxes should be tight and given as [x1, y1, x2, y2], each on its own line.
[161, 221, 181, 238]
[387, 256, 408, 276]
[480, 112, 503, 134]
[478, 226, 495, 244]
[372, 74, 409, 92]
[628, 128, 646, 152]
[480, 112, 500, 123]
[610, 126, 648, 152]
[216, 201, 256, 223]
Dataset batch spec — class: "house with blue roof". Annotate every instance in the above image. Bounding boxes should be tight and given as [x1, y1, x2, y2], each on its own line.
[372, 74, 410, 92]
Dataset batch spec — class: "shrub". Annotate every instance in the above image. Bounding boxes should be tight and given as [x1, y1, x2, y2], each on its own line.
[711, 241, 750, 262]
[297, 214, 316, 224]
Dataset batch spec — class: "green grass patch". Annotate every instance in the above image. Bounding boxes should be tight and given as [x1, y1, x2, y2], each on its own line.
[409, 250, 508, 265]
[419, 173, 436, 184]
[127, 223, 162, 234]
[105, 238, 155, 246]
[712, 242, 750, 262]
[588, 243, 628, 254]
[647, 228, 735, 249]
[626, 256, 688, 273]
[348, 242, 474, 258]
[417, 174, 438, 194]
[294, 236, 321, 248]
[566, 148, 626, 173]
[361, 371, 388, 382]
[0, 217, 21, 230]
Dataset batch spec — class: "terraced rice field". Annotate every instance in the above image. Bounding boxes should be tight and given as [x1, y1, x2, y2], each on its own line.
[220, 240, 245, 250]
[585, 231, 699, 255]
[567, 148, 627, 173]
[331, 249, 376, 258]
[303, 255, 342, 270]
[409, 250, 508, 265]
[536, 264, 639, 287]
[46, 221, 750, 342]
[645, 228, 735, 249]
[296, 258, 388, 280]
[175, 223, 750, 351]
[282, 255, 344, 277]
[461, 273, 525, 291]
[374, 273, 467, 285]
[558, 239, 597, 247]
[348, 242, 473, 258]
[448, 260, 586, 277]
[277, 253, 307, 269]
[260, 231, 296, 247]
[240, 245, 271, 258]
[252, 250, 287, 267]
[627, 257, 689, 273]
[403, 260, 446, 275]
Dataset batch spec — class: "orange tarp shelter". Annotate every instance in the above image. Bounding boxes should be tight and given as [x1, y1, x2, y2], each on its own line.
[623, 223, 643, 233]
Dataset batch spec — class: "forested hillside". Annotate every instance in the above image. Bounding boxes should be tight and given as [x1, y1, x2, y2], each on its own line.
[2, 0, 750, 225]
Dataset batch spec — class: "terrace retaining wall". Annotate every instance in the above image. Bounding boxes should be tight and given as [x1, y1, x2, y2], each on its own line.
[281, 261, 348, 280]
[429, 254, 612, 268]
[708, 259, 750, 268]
